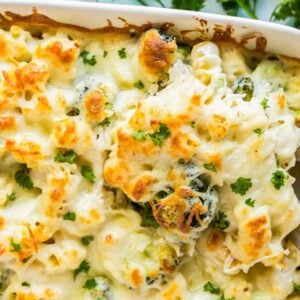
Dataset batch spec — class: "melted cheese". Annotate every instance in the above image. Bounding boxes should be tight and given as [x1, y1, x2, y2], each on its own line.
[0, 24, 299, 300]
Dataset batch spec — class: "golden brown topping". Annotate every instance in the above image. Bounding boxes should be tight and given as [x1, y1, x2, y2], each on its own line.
[139, 29, 177, 79]
[84, 90, 106, 122]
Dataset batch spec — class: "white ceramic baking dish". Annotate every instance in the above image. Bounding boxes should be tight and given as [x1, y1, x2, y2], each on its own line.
[0, 0, 300, 59]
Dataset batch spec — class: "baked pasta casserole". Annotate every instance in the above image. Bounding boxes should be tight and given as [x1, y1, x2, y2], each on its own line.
[0, 14, 299, 300]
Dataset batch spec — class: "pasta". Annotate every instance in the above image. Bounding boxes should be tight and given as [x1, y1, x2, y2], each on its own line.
[0, 18, 299, 300]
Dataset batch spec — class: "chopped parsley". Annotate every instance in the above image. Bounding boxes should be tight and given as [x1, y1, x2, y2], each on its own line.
[54, 149, 77, 164]
[74, 259, 90, 279]
[80, 50, 97, 66]
[148, 123, 171, 147]
[134, 80, 144, 89]
[10, 239, 21, 252]
[253, 128, 264, 136]
[103, 50, 108, 58]
[191, 120, 196, 128]
[14, 165, 33, 190]
[104, 102, 113, 110]
[260, 98, 269, 109]
[81, 165, 96, 184]
[140, 203, 159, 228]
[203, 162, 217, 173]
[81, 235, 94, 246]
[6, 192, 16, 202]
[118, 48, 127, 59]
[83, 278, 97, 290]
[271, 170, 287, 190]
[62, 211, 76, 221]
[203, 281, 221, 295]
[66, 107, 80, 116]
[213, 211, 230, 230]
[245, 198, 255, 207]
[234, 77, 254, 101]
[21, 281, 30, 287]
[98, 117, 111, 126]
[132, 130, 147, 141]
[293, 281, 300, 294]
[230, 177, 252, 195]
[203, 280, 234, 300]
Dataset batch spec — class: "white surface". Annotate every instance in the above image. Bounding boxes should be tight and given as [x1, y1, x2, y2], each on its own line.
[0, 0, 299, 59]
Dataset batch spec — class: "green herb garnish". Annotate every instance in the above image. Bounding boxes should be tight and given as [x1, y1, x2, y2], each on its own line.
[245, 198, 255, 207]
[253, 128, 264, 136]
[132, 130, 147, 141]
[63, 211, 76, 221]
[80, 50, 97, 66]
[10, 239, 21, 252]
[21, 282, 30, 287]
[118, 48, 127, 59]
[134, 81, 144, 89]
[74, 260, 90, 279]
[81, 165, 96, 184]
[83, 278, 97, 290]
[148, 123, 171, 147]
[230, 177, 252, 195]
[203, 281, 221, 295]
[203, 162, 217, 173]
[260, 98, 269, 109]
[6, 192, 16, 202]
[81, 235, 94, 246]
[54, 149, 77, 164]
[14, 165, 33, 190]
[271, 170, 287, 190]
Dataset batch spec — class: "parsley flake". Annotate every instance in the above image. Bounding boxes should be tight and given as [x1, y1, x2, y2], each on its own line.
[74, 259, 90, 279]
[63, 211, 76, 221]
[203, 162, 217, 173]
[213, 211, 230, 230]
[231, 177, 252, 195]
[134, 80, 144, 89]
[271, 170, 287, 190]
[98, 117, 111, 127]
[293, 281, 300, 294]
[260, 98, 269, 109]
[203, 281, 221, 295]
[21, 281, 30, 287]
[14, 165, 33, 190]
[148, 123, 171, 147]
[253, 128, 264, 136]
[81, 165, 96, 184]
[245, 198, 255, 207]
[132, 130, 147, 141]
[83, 278, 97, 290]
[10, 239, 21, 252]
[118, 48, 127, 59]
[103, 50, 108, 58]
[54, 149, 77, 164]
[6, 192, 16, 202]
[81, 235, 94, 246]
[80, 50, 97, 66]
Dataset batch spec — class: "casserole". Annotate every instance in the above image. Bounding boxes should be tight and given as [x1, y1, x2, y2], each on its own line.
[0, 1, 299, 300]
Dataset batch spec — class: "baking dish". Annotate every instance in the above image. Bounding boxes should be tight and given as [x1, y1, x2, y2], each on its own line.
[1, 0, 300, 59]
